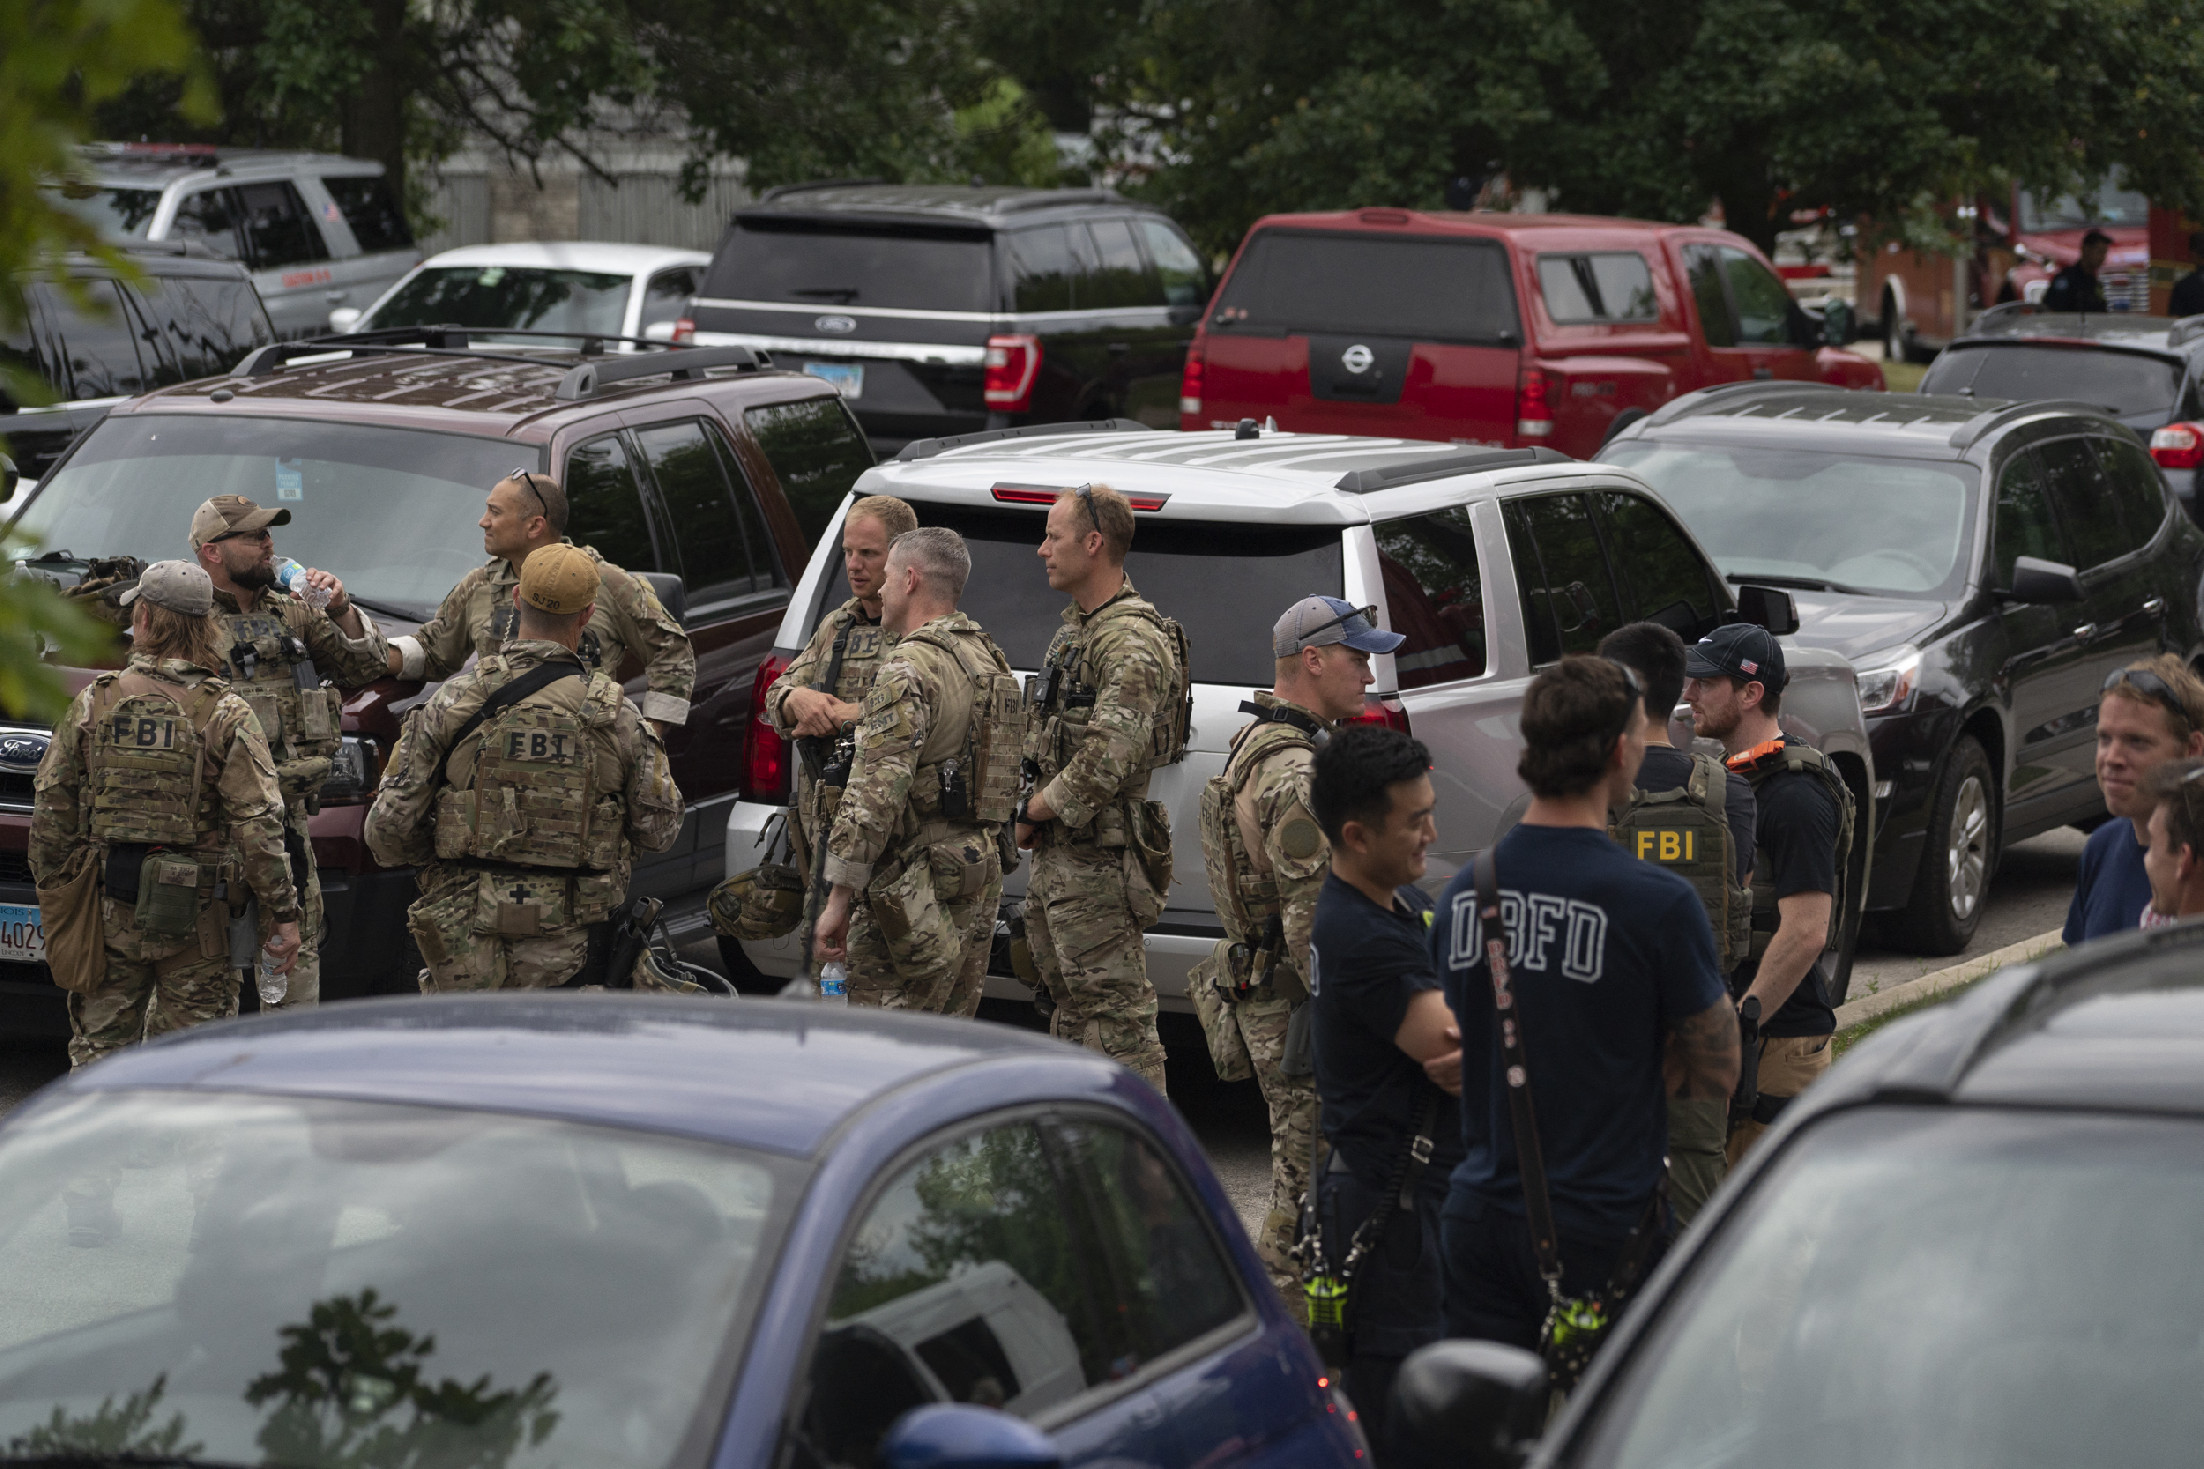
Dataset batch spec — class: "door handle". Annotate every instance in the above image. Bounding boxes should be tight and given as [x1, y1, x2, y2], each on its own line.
[2143, 596, 2166, 616]
[2070, 622, 2098, 641]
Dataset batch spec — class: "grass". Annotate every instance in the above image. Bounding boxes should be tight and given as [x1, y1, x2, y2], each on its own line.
[1880, 359, 1929, 393]
[1831, 974, 1986, 1058]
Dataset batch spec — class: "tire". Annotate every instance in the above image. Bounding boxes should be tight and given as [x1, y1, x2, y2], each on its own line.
[716, 935, 782, 997]
[1890, 736, 1999, 956]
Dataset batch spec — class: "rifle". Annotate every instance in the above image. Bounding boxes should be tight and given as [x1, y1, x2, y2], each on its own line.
[795, 622, 858, 781]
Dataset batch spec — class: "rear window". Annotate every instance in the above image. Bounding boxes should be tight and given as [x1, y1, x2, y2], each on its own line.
[1538, 253, 1659, 323]
[1923, 344, 2184, 420]
[810, 504, 1342, 686]
[704, 221, 995, 314]
[44, 184, 163, 238]
[1212, 230, 1519, 344]
[744, 398, 874, 550]
[322, 174, 414, 252]
[369, 266, 630, 338]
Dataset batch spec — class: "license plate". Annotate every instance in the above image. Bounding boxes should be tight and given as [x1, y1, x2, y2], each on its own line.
[0, 903, 43, 965]
[804, 361, 864, 400]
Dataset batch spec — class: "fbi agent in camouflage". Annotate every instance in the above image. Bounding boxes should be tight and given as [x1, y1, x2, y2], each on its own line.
[1015, 484, 1192, 1095]
[756, 495, 918, 952]
[387, 470, 695, 731]
[367, 544, 683, 990]
[814, 528, 1025, 1015]
[30, 561, 302, 1069]
[1196, 595, 1402, 1307]
[190, 495, 391, 1011]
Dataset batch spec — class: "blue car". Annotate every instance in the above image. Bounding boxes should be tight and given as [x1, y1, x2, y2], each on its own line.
[0, 997, 1365, 1469]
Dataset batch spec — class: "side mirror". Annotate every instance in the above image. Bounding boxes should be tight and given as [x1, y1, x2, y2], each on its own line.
[1822, 299, 1854, 348]
[636, 570, 686, 625]
[326, 307, 363, 334]
[877, 1404, 1060, 1469]
[1389, 1340, 1549, 1469]
[2007, 554, 2084, 603]
[0, 454, 16, 504]
[1734, 584, 1800, 636]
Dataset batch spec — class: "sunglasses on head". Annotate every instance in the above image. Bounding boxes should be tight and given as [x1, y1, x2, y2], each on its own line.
[1296, 603, 1381, 646]
[506, 467, 549, 517]
[2104, 667, 2194, 727]
[1067, 483, 1103, 536]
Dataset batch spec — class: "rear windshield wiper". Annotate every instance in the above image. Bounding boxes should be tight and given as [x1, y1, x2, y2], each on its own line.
[1724, 571, 1866, 595]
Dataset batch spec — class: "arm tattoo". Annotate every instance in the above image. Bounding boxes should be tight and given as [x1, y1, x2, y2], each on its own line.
[1668, 1000, 1742, 1101]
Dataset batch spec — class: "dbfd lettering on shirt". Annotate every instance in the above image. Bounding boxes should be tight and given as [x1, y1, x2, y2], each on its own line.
[1448, 889, 1610, 985]
[1634, 828, 1693, 862]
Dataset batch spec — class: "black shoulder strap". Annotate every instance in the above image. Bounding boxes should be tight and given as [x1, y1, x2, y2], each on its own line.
[1237, 698, 1327, 740]
[814, 616, 858, 695]
[1475, 849, 1565, 1289]
[437, 658, 585, 784]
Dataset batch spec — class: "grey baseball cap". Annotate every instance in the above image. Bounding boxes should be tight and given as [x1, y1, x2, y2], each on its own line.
[1272, 595, 1405, 657]
[119, 559, 213, 616]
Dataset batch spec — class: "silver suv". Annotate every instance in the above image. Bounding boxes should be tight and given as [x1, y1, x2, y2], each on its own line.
[724, 424, 1878, 1008]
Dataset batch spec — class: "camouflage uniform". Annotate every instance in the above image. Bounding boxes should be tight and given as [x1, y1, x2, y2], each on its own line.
[30, 655, 300, 1068]
[1023, 579, 1189, 1093]
[1192, 692, 1329, 1306]
[210, 585, 390, 1010]
[364, 640, 683, 990]
[391, 540, 696, 726]
[823, 611, 1021, 1016]
[765, 597, 892, 953]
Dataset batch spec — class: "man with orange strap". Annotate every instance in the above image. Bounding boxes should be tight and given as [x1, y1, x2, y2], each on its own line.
[1683, 624, 1854, 1164]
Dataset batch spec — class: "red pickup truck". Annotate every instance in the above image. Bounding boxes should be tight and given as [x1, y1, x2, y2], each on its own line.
[1180, 209, 1884, 457]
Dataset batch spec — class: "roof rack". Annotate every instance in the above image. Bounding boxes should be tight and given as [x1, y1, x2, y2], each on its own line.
[1642, 379, 1845, 428]
[554, 345, 766, 400]
[758, 178, 890, 202]
[894, 419, 1151, 461]
[1334, 446, 1570, 494]
[994, 189, 1124, 213]
[1948, 398, 2121, 449]
[228, 334, 769, 394]
[315, 324, 681, 356]
[229, 340, 551, 377]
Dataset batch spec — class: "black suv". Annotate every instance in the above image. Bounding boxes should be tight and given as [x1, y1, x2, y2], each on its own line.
[682, 184, 1211, 453]
[2, 249, 274, 479]
[1600, 383, 2204, 954]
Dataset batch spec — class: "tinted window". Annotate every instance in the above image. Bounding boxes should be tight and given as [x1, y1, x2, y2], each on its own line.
[321, 174, 413, 252]
[2035, 437, 2132, 568]
[1374, 508, 1487, 686]
[1136, 219, 1209, 308]
[0, 292, 38, 388]
[130, 272, 273, 382]
[1212, 231, 1519, 343]
[29, 280, 147, 399]
[703, 221, 995, 314]
[1718, 247, 1796, 346]
[1992, 451, 2070, 585]
[233, 182, 328, 269]
[632, 419, 781, 608]
[1004, 225, 1083, 313]
[1538, 253, 1659, 323]
[1504, 493, 1624, 665]
[1922, 344, 2184, 421]
[561, 433, 658, 573]
[1597, 491, 1722, 636]
[1052, 1120, 1243, 1361]
[640, 269, 698, 330]
[1086, 219, 1162, 308]
[744, 397, 874, 549]
[170, 188, 243, 261]
[2096, 437, 2169, 547]
[369, 266, 629, 338]
[797, 1122, 1116, 1464]
[1682, 246, 1735, 348]
[44, 184, 164, 238]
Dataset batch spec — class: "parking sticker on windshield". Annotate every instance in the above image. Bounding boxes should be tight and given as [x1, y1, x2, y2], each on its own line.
[275, 460, 304, 501]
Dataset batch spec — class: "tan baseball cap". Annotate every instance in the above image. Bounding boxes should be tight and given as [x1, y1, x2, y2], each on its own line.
[517, 543, 599, 614]
[190, 494, 291, 549]
[119, 559, 214, 616]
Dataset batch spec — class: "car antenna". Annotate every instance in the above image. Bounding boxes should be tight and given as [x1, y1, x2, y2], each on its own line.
[1235, 418, 1260, 440]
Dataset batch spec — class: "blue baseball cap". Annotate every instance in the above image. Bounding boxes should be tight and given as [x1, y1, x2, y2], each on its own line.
[1686, 622, 1788, 692]
[1273, 596, 1405, 657]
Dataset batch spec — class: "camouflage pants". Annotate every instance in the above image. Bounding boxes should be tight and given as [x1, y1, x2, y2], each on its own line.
[1233, 992, 1317, 1313]
[1026, 840, 1168, 1094]
[260, 796, 322, 1011]
[68, 900, 237, 1069]
[847, 877, 1001, 1018]
[406, 866, 591, 992]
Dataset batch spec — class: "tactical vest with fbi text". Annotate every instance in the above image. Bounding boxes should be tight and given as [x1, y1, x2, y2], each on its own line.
[82, 669, 229, 851]
[432, 664, 629, 873]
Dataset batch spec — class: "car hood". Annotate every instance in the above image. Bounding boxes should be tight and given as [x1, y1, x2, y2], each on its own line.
[1784, 590, 1951, 665]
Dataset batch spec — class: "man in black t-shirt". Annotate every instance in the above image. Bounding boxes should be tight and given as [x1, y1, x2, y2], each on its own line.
[1307, 724, 1459, 1458]
[1683, 623, 1844, 1164]
[1435, 656, 1738, 1352]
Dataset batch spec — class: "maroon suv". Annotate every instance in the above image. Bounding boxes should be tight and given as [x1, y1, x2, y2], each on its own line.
[0, 330, 870, 1031]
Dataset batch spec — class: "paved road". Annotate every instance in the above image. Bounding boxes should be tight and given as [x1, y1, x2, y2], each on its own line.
[0, 826, 2090, 1244]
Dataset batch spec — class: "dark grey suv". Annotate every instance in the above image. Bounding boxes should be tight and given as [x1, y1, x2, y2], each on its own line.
[1601, 382, 2204, 954]
[682, 184, 1210, 453]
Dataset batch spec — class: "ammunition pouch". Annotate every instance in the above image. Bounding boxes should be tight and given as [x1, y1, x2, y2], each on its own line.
[1187, 942, 1255, 1082]
[106, 844, 214, 940]
[1121, 799, 1173, 929]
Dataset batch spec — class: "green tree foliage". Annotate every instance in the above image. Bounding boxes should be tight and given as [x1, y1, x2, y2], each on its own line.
[4, 1373, 202, 1459]
[1095, 0, 2204, 257]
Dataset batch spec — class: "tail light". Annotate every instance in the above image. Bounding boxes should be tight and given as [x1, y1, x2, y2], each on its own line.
[671, 317, 696, 345]
[984, 333, 1041, 410]
[1517, 367, 1555, 440]
[743, 653, 791, 803]
[1180, 339, 1205, 419]
[1347, 695, 1411, 735]
[2152, 422, 2204, 470]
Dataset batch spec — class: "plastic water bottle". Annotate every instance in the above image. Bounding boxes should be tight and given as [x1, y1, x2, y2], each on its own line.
[273, 556, 333, 611]
[256, 948, 289, 1006]
[816, 961, 849, 1005]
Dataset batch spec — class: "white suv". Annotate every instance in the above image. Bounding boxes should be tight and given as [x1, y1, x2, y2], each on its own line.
[723, 423, 1878, 1008]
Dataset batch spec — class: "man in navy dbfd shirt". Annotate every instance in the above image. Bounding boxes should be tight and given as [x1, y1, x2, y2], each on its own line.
[1434, 656, 1739, 1349]
[2066, 656, 2204, 946]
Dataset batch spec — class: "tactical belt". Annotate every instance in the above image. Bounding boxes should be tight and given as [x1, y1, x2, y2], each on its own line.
[450, 858, 610, 877]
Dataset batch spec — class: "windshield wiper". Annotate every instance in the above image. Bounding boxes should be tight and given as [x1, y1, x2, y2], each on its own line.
[1723, 571, 1868, 595]
[790, 287, 859, 303]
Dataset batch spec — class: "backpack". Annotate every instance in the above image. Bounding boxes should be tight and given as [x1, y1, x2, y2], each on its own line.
[1611, 753, 1750, 970]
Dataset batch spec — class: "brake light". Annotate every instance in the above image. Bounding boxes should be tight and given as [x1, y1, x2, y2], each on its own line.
[2152, 422, 2204, 470]
[1517, 367, 1555, 440]
[984, 333, 1041, 410]
[1180, 340, 1204, 418]
[671, 316, 696, 345]
[743, 654, 791, 803]
[992, 484, 1171, 511]
[1347, 695, 1411, 735]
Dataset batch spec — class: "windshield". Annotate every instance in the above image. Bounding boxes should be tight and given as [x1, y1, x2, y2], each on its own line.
[0, 1089, 797, 1469]
[1921, 344, 2183, 421]
[2018, 179, 2150, 232]
[1576, 1107, 2204, 1469]
[12, 414, 535, 620]
[367, 266, 633, 339]
[701, 223, 996, 314]
[1599, 441, 1977, 597]
[44, 184, 164, 238]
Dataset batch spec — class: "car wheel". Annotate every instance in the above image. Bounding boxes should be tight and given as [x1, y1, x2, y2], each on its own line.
[1891, 736, 1999, 956]
[717, 935, 781, 997]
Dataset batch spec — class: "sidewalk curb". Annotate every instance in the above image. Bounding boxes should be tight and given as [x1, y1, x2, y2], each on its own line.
[1834, 927, 2067, 1029]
